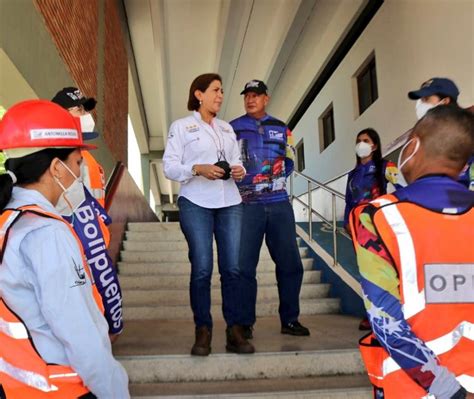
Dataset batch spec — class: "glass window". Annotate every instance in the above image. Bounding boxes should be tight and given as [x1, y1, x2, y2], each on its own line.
[357, 56, 378, 115]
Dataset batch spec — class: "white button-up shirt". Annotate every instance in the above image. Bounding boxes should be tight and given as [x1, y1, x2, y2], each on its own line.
[0, 187, 129, 398]
[163, 111, 243, 209]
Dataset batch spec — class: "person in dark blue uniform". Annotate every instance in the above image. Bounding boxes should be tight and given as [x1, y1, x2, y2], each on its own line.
[408, 77, 473, 191]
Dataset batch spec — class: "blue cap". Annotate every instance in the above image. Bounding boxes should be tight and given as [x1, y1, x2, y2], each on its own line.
[82, 131, 99, 140]
[408, 78, 459, 101]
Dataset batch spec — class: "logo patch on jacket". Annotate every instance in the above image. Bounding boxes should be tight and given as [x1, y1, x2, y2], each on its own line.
[71, 258, 86, 287]
[268, 130, 284, 140]
[185, 124, 199, 133]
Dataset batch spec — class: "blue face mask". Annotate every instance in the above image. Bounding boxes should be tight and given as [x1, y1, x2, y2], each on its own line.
[397, 137, 420, 186]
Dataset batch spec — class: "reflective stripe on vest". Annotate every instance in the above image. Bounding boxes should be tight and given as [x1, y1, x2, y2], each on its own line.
[372, 197, 425, 319]
[0, 317, 28, 339]
[0, 357, 58, 392]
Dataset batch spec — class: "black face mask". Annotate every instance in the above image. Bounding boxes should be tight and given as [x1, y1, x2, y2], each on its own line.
[214, 160, 231, 180]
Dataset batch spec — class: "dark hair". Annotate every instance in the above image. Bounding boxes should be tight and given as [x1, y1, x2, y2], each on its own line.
[433, 93, 458, 106]
[414, 104, 474, 168]
[0, 148, 75, 210]
[187, 73, 222, 111]
[356, 128, 386, 195]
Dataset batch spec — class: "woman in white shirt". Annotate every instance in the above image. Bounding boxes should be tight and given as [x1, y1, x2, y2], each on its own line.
[0, 100, 129, 398]
[163, 73, 254, 356]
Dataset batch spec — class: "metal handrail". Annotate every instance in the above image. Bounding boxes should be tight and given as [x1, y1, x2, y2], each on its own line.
[289, 171, 346, 267]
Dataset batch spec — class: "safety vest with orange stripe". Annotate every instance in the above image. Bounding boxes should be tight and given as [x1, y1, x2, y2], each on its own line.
[81, 151, 106, 208]
[351, 194, 474, 398]
[0, 205, 104, 398]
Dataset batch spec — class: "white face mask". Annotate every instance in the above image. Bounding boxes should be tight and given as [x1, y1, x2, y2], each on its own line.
[80, 113, 95, 132]
[355, 141, 373, 158]
[54, 160, 86, 216]
[415, 99, 440, 120]
[397, 137, 420, 186]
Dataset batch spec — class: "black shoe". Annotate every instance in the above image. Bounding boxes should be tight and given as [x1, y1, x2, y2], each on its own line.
[281, 321, 310, 336]
[242, 325, 254, 340]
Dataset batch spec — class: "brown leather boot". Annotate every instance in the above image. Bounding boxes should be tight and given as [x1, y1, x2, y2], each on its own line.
[226, 325, 255, 354]
[191, 326, 212, 356]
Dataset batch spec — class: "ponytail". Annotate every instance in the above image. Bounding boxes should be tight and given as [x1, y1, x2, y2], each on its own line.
[0, 173, 14, 210]
[0, 148, 75, 211]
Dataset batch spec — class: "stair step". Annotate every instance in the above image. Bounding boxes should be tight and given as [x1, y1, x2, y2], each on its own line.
[120, 248, 308, 263]
[113, 315, 364, 357]
[119, 270, 321, 289]
[123, 284, 330, 306]
[118, 258, 314, 275]
[129, 375, 371, 398]
[123, 240, 307, 254]
[123, 298, 340, 320]
[127, 222, 181, 232]
[119, 349, 363, 384]
[126, 231, 185, 241]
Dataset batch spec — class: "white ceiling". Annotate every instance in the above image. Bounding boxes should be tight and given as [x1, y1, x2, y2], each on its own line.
[124, 0, 367, 203]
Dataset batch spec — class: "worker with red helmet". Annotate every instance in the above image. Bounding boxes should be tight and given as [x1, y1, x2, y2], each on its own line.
[0, 100, 129, 398]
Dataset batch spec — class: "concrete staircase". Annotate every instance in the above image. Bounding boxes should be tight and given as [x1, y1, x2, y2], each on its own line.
[114, 222, 371, 398]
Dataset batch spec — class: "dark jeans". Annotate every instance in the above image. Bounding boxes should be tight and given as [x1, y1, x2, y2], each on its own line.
[239, 200, 303, 325]
[178, 196, 243, 328]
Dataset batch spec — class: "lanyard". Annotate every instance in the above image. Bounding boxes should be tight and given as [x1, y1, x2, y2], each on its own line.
[195, 116, 227, 161]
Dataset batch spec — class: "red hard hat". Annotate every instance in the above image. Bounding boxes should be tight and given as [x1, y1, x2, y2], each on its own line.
[0, 100, 96, 157]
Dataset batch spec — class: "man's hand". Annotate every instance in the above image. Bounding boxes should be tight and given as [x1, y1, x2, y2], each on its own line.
[193, 164, 225, 180]
[230, 165, 245, 181]
[465, 393, 474, 399]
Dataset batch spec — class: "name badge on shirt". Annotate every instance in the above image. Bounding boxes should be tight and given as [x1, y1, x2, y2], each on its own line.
[424, 263, 474, 303]
[185, 124, 199, 133]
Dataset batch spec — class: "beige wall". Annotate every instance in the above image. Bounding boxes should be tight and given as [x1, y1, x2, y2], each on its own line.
[293, 0, 474, 184]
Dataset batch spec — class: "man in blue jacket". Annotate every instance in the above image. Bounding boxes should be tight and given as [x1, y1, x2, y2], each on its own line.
[230, 80, 309, 339]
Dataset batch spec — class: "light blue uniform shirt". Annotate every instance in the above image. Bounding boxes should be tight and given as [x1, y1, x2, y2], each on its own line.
[0, 187, 129, 398]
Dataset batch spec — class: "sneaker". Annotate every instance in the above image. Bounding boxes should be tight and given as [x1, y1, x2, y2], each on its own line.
[242, 325, 254, 340]
[358, 317, 372, 331]
[281, 321, 310, 336]
[226, 325, 255, 354]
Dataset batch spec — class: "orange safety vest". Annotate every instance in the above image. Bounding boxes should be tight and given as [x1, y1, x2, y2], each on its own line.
[81, 151, 106, 208]
[0, 205, 105, 398]
[351, 194, 474, 398]
[81, 150, 110, 246]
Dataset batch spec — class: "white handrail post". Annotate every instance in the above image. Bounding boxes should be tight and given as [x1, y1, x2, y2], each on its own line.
[332, 193, 337, 267]
[308, 180, 312, 242]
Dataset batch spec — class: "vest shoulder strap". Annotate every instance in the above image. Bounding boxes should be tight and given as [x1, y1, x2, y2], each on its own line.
[0, 206, 65, 262]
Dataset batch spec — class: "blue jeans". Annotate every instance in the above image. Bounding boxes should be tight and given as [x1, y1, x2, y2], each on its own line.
[178, 196, 243, 328]
[239, 200, 303, 325]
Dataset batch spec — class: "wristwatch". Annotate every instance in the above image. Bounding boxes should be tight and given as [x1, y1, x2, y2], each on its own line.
[191, 165, 198, 176]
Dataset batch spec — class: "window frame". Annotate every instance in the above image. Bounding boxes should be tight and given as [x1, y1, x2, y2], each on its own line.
[318, 103, 336, 153]
[355, 53, 378, 116]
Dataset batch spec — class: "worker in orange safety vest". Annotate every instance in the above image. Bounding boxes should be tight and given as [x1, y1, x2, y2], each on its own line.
[0, 100, 129, 398]
[350, 105, 474, 399]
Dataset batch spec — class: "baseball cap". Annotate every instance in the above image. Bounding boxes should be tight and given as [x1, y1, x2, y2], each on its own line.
[240, 80, 268, 95]
[408, 78, 459, 101]
[52, 87, 97, 111]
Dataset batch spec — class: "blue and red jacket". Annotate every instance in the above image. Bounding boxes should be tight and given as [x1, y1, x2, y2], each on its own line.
[230, 114, 295, 204]
[344, 159, 400, 226]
